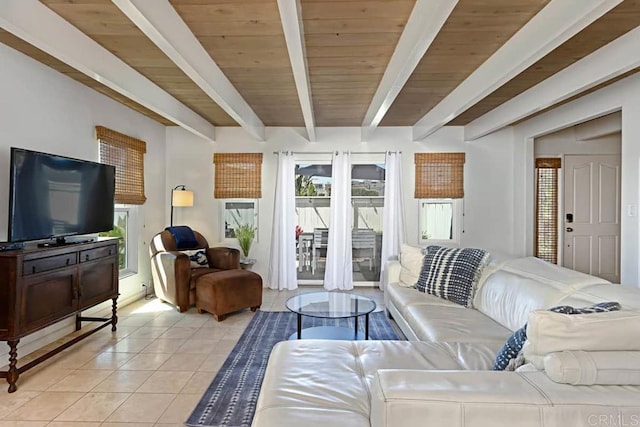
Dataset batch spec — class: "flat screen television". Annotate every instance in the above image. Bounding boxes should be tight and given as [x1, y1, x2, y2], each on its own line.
[8, 147, 116, 244]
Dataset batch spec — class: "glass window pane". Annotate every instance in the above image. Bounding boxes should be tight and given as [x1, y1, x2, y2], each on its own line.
[99, 210, 127, 270]
[421, 202, 453, 240]
[224, 201, 255, 238]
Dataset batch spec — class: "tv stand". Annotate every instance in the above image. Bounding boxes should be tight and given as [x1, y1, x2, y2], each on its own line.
[0, 239, 119, 392]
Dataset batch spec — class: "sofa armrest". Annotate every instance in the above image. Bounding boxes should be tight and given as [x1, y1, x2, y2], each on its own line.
[385, 260, 401, 286]
[206, 247, 241, 270]
[371, 370, 551, 427]
[371, 369, 640, 427]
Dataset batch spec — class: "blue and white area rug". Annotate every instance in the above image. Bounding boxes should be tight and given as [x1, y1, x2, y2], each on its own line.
[186, 310, 401, 427]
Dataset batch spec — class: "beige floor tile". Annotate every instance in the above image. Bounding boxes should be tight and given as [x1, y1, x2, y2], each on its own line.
[79, 353, 136, 370]
[99, 423, 153, 427]
[118, 354, 172, 371]
[180, 371, 215, 394]
[103, 339, 154, 353]
[157, 353, 207, 372]
[0, 391, 40, 419]
[210, 339, 237, 355]
[136, 371, 193, 394]
[156, 327, 197, 340]
[175, 339, 218, 354]
[155, 393, 200, 424]
[104, 393, 176, 423]
[197, 354, 227, 372]
[187, 328, 226, 340]
[139, 339, 186, 354]
[47, 370, 113, 393]
[172, 317, 208, 328]
[126, 328, 169, 340]
[6, 366, 74, 393]
[48, 422, 101, 427]
[116, 316, 154, 327]
[0, 421, 48, 426]
[4, 392, 84, 421]
[54, 393, 130, 422]
[46, 351, 100, 370]
[91, 371, 154, 393]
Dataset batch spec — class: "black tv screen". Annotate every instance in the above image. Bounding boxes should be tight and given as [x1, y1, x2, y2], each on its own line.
[8, 147, 116, 243]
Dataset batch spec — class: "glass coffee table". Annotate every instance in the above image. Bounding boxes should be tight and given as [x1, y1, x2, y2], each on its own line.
[285, 291, 377, 340]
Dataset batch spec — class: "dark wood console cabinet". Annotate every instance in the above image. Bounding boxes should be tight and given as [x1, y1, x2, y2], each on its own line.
[0, 238, 119, 392]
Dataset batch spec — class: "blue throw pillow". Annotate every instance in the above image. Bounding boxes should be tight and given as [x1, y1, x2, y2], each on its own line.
[415, 246, 489, 308]
[492, 301, 621, 371]
[165, 226, 198, 249]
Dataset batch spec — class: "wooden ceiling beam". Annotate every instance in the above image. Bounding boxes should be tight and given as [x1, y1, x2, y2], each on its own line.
[113, 0, 265, 141]
[465, 26, 640, 141]
[411, 0, 623, 142]
[0, 0, 216, 142]
[277, 0, 316, 142]
[361, 0, 458, 142]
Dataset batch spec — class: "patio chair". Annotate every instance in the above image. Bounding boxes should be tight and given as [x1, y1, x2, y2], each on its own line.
[311, 228, 329, 275]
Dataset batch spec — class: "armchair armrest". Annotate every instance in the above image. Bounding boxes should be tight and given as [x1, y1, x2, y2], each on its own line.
[150, 251, 192, 311]
[206, 247, 241, 270]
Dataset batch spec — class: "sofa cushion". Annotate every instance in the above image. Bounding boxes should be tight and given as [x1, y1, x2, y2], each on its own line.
[559, 283, 640, 311]
[181, 249, 209, 268]
[492, 302, 620, 371]
[404, 304, 511, 346]
[386, 283, 463, 318]
[523, 309, 640, 369]
[398, 244, 423, 287]
[416, 246, 489, 308]
[544, 350, 640, 385]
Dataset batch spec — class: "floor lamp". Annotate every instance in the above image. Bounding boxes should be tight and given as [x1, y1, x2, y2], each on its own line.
[170, 185, 194, 226]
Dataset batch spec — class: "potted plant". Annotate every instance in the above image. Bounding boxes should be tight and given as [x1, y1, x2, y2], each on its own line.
[234, 224, 256, 260]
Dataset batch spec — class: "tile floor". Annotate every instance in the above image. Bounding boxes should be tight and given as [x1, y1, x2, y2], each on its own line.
[0, 286, 385, 426]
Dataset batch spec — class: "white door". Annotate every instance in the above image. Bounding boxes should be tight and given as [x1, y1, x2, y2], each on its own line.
[563, 154, 621, 282]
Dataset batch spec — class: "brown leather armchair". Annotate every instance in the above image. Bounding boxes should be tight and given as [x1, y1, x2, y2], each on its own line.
[149, 229, 241, 312]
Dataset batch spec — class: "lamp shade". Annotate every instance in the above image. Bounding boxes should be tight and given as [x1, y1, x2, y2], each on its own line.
[172, 189, 194, 207]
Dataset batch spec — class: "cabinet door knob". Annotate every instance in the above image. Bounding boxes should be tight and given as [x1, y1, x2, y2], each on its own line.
[32, 266, 36, 274]
[66, 258, 70, 266]
[85, 254, 90, 261]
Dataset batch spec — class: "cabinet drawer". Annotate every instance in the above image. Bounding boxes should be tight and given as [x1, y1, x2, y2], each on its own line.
[23, 253, 77, 276]
[80, 245, 117, 263]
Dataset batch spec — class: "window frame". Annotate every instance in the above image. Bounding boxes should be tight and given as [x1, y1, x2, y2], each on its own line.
[220, 199, 259, 242]
[419, 198, 463, 246]
[113, 204, 139, 278]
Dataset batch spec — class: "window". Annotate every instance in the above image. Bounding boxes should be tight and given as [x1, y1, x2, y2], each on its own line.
[420, 199, 462, 244]
[535, 158, 561, 264]
[96, 126, 146, 276]
[415, 153, 465, 245]
[222, 200, 258, 239]
[213, 153, 263, 198]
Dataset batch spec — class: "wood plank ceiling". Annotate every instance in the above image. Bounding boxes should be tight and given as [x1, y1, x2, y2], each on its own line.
[2, 0, 639, 133]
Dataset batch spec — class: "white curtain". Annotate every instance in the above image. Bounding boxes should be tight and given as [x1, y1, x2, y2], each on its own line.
[267, 152, 297, 290]
[324, 151, 353, 290]
[380, 151, 406, 290]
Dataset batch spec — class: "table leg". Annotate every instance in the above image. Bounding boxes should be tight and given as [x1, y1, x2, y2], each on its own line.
[297, 313, 302, 339]
[7, 340, 19, 393]
[365, 314, 370, 340]
[354, 315, 358, 339]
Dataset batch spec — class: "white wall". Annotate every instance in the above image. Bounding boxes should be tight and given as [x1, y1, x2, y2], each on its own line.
[512, 72, 640, 287]
[0, 44, 167, 358]
[166, 125, 516, 284]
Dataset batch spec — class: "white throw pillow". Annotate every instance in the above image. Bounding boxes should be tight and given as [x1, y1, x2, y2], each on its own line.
[181, 249, 209, 268]
[523, 310, 640, 369]
[398, 244, 424, 287]
[544, 350, 640, 385]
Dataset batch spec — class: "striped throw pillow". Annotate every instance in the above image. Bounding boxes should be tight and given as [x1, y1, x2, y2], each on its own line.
[415, 246, 489, 308]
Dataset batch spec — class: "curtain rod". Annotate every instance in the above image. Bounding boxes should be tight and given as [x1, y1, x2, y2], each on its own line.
[272, 151, 401, 155]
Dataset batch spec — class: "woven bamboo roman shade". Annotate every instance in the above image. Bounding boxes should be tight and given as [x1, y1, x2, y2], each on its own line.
[213, 153, 263, 198]
[414, 152, 465, 198]
[535, 157, 561, 264]
[96, 126, 147, 205]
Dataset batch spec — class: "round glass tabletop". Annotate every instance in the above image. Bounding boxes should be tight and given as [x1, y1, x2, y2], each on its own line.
[285, 291, 376, 319]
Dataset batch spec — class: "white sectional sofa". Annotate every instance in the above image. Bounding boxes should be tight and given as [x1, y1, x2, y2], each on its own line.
[252, 250, 640, 427]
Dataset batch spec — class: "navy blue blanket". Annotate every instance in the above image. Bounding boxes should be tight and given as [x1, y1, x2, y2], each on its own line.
[165, 226, 198, 249]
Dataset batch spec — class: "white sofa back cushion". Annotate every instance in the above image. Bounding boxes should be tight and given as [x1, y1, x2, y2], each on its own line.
[544, 350, 640, 385]
[398, 244, 423, 287]
[523, 310, 640, 369]
[474, 257, 610, 332]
